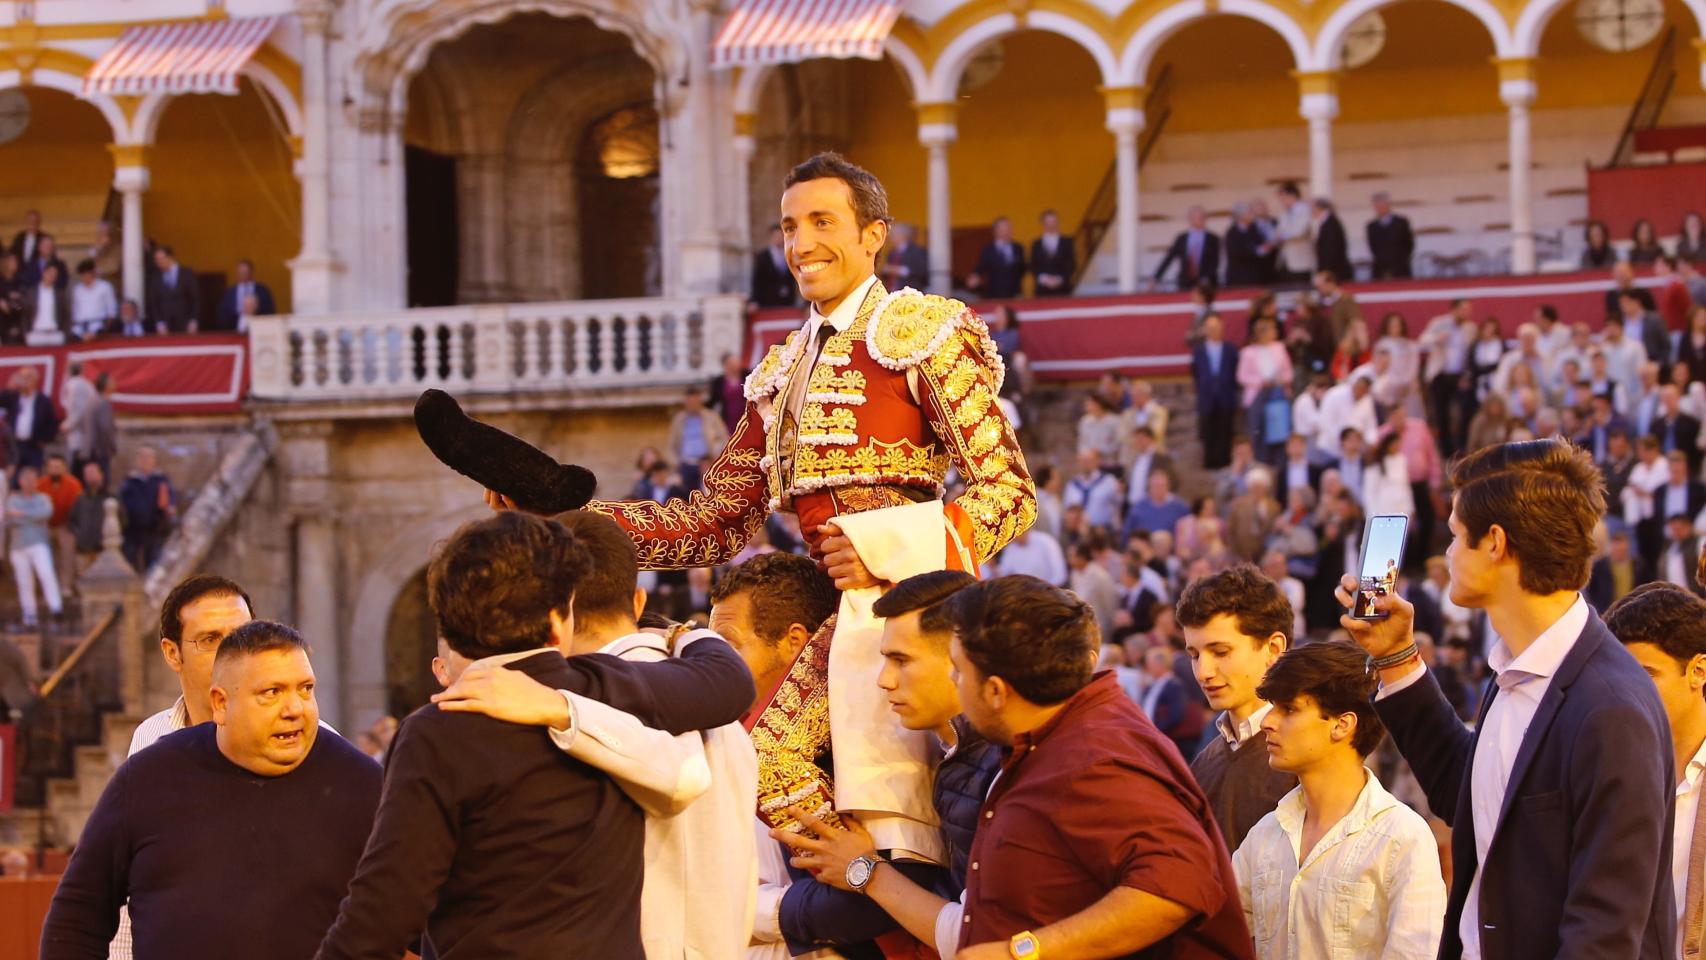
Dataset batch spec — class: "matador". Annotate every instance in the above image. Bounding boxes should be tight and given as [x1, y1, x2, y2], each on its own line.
[587, 153, 1035, 862]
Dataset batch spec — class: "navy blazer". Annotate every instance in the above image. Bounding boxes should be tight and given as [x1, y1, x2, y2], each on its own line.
[1376, 608, 1674, 960]
[1191, 340, 1240, 417]
[216, 281, 276, 330]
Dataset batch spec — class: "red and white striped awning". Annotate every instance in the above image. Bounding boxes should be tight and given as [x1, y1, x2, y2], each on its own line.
[712, 0, 903, 70]
[84, 16, 279, 97]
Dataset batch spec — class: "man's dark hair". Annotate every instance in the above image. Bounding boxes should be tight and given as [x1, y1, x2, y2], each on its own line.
[428, 512, 591, 659]
[1606, 581, 1706, 667]
[1034, 464, 1055, 488]
[1256, 640, 1384, 755]
[556, 511, 639, 624]
[1175, 564, 1294, 647]
[158, 244, 175, 258]
[1316, 268, 1340, 286]
[160, 574, 252, 644]
[1278, 181, 1301, 198]
[1619, 289, 1644, 304]
[1449, 438, 1604, 594]
[76, 258, 95, 275]
[948, 575, 1097, 704]
[710, 552, 837, 644]
[1450, 297, 1468, 309]
[212, 619, 307, 673]
[1195, 278, 1218, 303]
[873, 570, 976, 642]
[1538, 304, 1559, 323]
[238, 257, 254, 270]
[95, 372, 112, 391]
[784, 152, 889, 230]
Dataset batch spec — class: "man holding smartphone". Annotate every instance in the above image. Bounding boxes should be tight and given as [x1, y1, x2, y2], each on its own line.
[1338, 438, 1675, 960]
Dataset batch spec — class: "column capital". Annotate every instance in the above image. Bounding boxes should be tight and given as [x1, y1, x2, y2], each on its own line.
[734, 112, 756, 137]
[1098, 85, 1147, 112]
[294, 0, 334, 35]
[1491, 56, 1536, 83]
[1298, 92, 1339, 122]
[107, 142, 150, 169]
[1105, 108, 1146, 137]
[915, 101, 959, 127]
[1290, 69, 1339, 97]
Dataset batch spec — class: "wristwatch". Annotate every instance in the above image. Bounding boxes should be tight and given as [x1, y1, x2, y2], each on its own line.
[1010, 931, 1041, 959]
[845, 854, 882, 893]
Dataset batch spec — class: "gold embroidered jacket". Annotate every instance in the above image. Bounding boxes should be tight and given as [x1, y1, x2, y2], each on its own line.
[589, 282, 1035, 568]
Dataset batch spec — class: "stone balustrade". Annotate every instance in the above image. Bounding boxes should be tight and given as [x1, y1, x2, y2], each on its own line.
[247, 295, 747, 401]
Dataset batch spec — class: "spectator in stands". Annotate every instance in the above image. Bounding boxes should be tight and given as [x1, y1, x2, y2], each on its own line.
[987, 305, 1033, 399]
[995, 526, 1068, 585]
[1312, 269, 1360, 347]
[39, 453, 83, 599]
[1365, 191, 1415, 279]
[1601, 326, 1647, 408]
[1124, 425, 1176, 500]
[750, 225, 796, 309]
[1064, 447, 1122, 531]
[1250, 198, 1281, 282]
[969, 216, 1026, 298]
[1465, 391, 1511, 454]
[7, 463, 60, 627]
[1658, 513, 1704, 594]
[1225, 202, 1268, 287]
[148, 245, 200, 333]
[1135, 643, 1204, 759]
[1227, 469, 1281, 562]
[1677, 211, 1706, 265]
[1466, 315, 1504, 406]
[1491, 323, 1548, 399]
[667, 385, 728, 491]
[116, 298, 149, 338]
[1315, 375, 1378, 460]
[1077, 393, 1123, 468]
[881, 222, 930, 291]
[88, 220, 120, 282]
[22, 234, 67, 292]
[119, 445, 175, 571]
[1578, 393, 1629, 463]
[62, 362, 97, 477]
[4, 367, 56, 471]
[1312, 198, 1353, 283]
[1652, 384, 1703, 474]
[1071, 542, 1123, 640]
[24, 260, 69, 343]
[1655, 255, 1695, 332]
[1373, 313, 1418, 400]
[1126, 470, 1191, 545]
[1582, 220, 1618, 269]
[71, 259, 117, 340]
[631, 460, 684, 504]
[215, 258, 275, 331]
[1238, 314, 1293, 464]
[1587, 528, 1648, 612]
[1273, 182, 1314, 284]
[1155, 205, 1220, 291]
[1030, 209, 1076, 297]
[69, 462, 119, 576]
[1629, 218, 1665, 267]
[1362, 431, 1415, 521]
[10, 209, 44, 263]
[84, 373, 117, 482]
[1330, 317, 1373, 384]
[1619, 287, 1672, 368]
[1193, 313, 1241, 469]
[1291, 372, 1332, 455]
[1680, 307, 1706, 384]
[705, 352, 746, 435]
[0, 252, 22, 342]
[1681, 258, 1706, 309]
[1607, 259, 1658, 315]
[1032, 463, 1063, 541]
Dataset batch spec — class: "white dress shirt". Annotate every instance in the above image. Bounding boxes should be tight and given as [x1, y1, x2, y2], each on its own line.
[993, 530, 1068, 586]
[1673, 735, 1706, 960]
[72, 279, 117, 336]
[1233, 769, 1447, 960]
[1314, 383, 1380, 458]
[1217, 702, 1273, 747]
[31, 285, 57, 333]
[1380, 593, 1589, 960]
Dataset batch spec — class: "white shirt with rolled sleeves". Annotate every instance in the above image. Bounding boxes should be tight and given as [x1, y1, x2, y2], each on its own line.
[547, 628, 760, 960]
[1377, 593, 1589, 960]
[1233, 769, 1446, 960]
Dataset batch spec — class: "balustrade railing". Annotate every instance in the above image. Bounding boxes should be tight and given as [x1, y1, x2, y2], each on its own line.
[248, 295, 747, 401]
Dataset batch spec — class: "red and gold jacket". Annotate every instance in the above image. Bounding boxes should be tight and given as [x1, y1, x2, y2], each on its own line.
[589, 281, 1035, 568]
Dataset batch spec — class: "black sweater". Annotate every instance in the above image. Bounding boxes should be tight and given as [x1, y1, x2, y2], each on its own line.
[315, 642, 755, 960]
[1188, 719, 1296, 853]
[41, 724, 382, 960]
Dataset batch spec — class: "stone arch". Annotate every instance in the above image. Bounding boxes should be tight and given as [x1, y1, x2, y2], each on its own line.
[1119, 0, 1311, 82]
[1512, 0, 1706, 58]
[346, 502, 489, 731]
[0, 64, 129, 144]
[1315, 0, 1516, 69]
[504, 53, 658, 299]
[923, 9, 1121, 101]
[131, 70, 302, 148]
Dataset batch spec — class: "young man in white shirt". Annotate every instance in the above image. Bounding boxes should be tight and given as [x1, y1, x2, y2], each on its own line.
[70, 259, 116, 340]
[1606, 582, 1706, 960]
[1233, 640, 1446, 960]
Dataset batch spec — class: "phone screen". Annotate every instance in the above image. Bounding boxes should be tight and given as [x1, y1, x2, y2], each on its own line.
[1353, 515, 1410, 620]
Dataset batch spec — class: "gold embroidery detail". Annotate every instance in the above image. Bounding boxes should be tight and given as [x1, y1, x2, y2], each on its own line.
[870, 291, 966, 365]
[808, 365, 868, 395]
[952, 384, 994, 429]
[792, 439, 950, 484]
[800, 403, 859, 435]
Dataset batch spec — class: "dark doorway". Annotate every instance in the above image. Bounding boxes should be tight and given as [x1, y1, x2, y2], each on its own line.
[577, 104, 660, 299]
[383, 568, 440, 720]
[405, 145, 460, 307]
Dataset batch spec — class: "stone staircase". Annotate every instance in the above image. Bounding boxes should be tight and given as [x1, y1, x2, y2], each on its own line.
[1021, 376, 1213, 498]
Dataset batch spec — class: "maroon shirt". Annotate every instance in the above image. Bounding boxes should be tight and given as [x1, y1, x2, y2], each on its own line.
[959, 672, 1253, 959]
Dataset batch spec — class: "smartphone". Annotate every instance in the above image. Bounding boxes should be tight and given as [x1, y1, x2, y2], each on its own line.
[1352, 515, 1410, 620]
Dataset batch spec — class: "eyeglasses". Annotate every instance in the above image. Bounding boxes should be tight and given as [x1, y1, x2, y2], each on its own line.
[178, 635, 223, 655]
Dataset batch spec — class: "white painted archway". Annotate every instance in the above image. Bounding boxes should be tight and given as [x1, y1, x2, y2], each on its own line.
[1314, 0, 1516, 69]
[923, 10, 1121, 101]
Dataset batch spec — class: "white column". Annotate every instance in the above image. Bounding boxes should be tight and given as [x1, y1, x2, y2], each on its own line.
[732, 113, 757, 253]
[109, 151, 149, 306]
[289, 0, 338, 312]
[1299, 93, 1338, 201]
[918, 103, 958, 295]
[674, 0, 726, 296]
[1106, 110, 1144, 294]
[1503, 82, 1537, 274]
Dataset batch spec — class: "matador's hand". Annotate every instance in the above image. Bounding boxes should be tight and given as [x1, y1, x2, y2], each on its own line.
[818, 521, 882, 591]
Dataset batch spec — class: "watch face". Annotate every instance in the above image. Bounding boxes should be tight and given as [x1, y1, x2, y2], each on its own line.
[847, 857, 874, 889]
[1012, 934, 1040, 958]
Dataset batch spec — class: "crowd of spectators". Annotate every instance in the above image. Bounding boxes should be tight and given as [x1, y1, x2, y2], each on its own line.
[0, 209, 276, 344]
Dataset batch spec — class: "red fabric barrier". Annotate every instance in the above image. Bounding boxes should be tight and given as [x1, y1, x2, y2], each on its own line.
[747, 271, 1653, 379]
[0, 335, 248, 414]
[0, 723, 12, 813]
